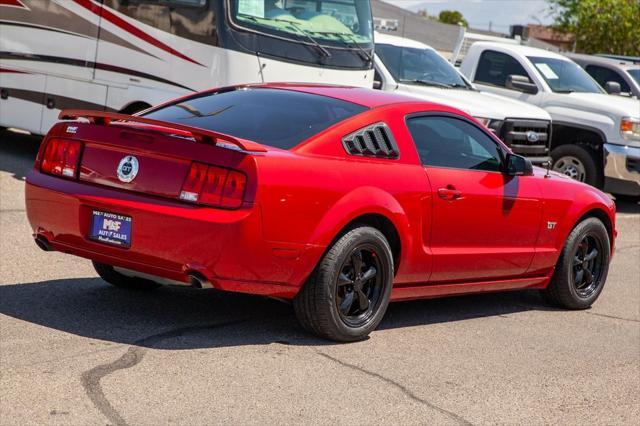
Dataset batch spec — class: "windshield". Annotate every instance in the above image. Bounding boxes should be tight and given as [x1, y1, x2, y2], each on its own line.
[376, 43, 470, 89]
[229, 0, 372, 45]
[142, 88, 367, 150]
[628, 69, 640, 85]
[528, 56, 604, 93]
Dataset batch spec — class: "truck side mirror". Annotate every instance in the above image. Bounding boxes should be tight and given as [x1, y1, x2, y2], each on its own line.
[506, 75, 538, 94]
[373, 80, 382, 90]
[505, 153, 534, 176]
[604, 81, 621, 95]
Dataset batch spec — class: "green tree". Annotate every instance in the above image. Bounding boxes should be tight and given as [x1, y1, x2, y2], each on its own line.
[547, 0, 640, 55]
[438, 10, 468, 27]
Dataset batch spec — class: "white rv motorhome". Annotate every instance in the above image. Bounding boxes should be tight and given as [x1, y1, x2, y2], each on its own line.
[0, 0, 375, 135]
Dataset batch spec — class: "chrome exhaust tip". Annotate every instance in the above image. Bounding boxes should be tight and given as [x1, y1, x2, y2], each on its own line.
[188, 272, 214, 289]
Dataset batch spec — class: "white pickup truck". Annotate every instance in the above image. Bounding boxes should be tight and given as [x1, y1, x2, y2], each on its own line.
[459, 42, 640, 199]
[373, 33, 553, 164]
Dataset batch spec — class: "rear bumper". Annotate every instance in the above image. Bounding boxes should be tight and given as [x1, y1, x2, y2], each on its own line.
[604, 143, 640, 196]
[25, 171, 322, 298]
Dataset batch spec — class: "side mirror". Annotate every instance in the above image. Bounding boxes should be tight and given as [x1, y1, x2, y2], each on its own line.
[604, 81, 621, 95]
[505, 153, 533, 176]
[373, 80, 382, 90]
[506, 74, 538, 94]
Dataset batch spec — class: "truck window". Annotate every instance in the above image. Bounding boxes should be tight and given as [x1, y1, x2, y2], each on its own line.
[376, 44, 470, 89]
[529, 57, 604, 94]
[584, 65, 631, 94]
[475, 50, 531, 88]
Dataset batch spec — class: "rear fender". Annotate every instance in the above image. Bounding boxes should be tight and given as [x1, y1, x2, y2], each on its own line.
[308, 186, 413, 259]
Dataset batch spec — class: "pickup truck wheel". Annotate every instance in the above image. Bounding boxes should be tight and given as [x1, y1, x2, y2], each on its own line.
[293, 226, 393, 342]
[93, 261, 161, 290]
[542, 218, 610, 309]
[551, 145, 599, 187]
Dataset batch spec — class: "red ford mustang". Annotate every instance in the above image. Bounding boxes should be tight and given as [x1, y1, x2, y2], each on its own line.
[25, 84, 616, 342]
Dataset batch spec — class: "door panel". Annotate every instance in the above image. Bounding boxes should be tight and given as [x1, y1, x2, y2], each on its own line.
[426, 167, 542, 282]
[0, 71, 45, 134]
[406, 114, 543, 283]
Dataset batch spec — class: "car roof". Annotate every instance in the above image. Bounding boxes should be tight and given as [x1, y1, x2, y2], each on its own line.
[565, 53, 640, 70]
[472, 42, 567, 60]
[374, 32, 433, 50]
[257, 83, 425, 109]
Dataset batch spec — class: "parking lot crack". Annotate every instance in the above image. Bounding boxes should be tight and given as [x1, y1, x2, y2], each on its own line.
[80, 319, 247, 426]
[316, 352, 473, 425]
[583, 311, 640, 323]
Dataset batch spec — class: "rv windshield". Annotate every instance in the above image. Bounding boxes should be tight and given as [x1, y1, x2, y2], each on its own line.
[229, 0, 373, 45]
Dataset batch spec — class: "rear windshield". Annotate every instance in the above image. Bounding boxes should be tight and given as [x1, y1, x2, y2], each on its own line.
[142, 88, 368, 149]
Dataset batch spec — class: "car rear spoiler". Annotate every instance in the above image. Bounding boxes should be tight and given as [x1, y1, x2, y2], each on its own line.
[58, 109, 268, 153]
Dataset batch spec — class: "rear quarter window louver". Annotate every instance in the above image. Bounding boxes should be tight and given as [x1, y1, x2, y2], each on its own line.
[342, 123, 399, 159]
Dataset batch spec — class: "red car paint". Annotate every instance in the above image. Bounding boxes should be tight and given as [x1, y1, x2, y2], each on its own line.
[25, 84, 616, 301]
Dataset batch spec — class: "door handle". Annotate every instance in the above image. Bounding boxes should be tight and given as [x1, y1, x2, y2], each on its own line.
[438, 186, 462, 201]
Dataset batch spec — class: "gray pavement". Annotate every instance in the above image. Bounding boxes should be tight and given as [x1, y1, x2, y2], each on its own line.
[1, 130, 639, 425]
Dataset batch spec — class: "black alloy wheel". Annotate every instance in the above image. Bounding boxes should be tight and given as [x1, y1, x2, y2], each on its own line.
[336, 245, 384, 328]
[571, 234, 604, 299]
[293, 226, 394, 342]
[543, 217, 610, 309]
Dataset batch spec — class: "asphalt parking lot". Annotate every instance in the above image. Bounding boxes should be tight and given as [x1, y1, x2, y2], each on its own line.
[1, 131, 638, 425]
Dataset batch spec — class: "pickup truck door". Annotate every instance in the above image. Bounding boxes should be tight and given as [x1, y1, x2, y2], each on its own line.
[470, 49, 545, 106]
[406, 114, 543, 283]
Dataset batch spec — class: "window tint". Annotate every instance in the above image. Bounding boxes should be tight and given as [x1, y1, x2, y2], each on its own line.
[407, 116, 503, 172]
[142, 88, 368, 149]
[585, 65, 631, 93]
[529, 57, 603, 93]
[376, 43, 470, 88]
[475, 50, 531, 87]
[229, 0, 373, 45]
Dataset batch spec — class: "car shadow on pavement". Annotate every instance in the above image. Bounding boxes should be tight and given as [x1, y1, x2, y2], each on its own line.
[0, 130, 42, 181]
[0, 277, 554, 348]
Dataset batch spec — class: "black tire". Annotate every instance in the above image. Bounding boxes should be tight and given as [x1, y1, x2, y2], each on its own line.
[293, 226, 394, 342]
[93, 261, 161, 290]
[551, 145, 600, 187]
[542, 217, 610, 309]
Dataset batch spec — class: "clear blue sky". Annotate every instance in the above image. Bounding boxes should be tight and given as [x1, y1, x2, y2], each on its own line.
[383, 0, 553, 33]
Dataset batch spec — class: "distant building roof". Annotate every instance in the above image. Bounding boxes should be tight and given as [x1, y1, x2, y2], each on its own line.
[371, 0, 464, 54]
[527, 24, 573, 51]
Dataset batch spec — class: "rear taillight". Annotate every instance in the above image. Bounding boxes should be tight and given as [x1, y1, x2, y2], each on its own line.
[180, 162, 247, 209]
[40, 138, 83, 179]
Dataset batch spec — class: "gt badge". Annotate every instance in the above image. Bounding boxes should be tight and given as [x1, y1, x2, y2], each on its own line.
[117, 155, 139, 183]
[547, 221, 557, 230]
[66, 126, 78, 134]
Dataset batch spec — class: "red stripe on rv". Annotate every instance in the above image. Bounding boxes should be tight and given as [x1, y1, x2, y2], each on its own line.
[72, 0, 204, 66]
[0, 67, 29, 73]
[0, 0, 27, 8]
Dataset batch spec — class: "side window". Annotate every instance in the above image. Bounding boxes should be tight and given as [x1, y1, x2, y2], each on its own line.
[105, 0, 216, 44]
[475, 50, 531, 87]
[585, 65, 631, 93]
[407, 116, 503, 172]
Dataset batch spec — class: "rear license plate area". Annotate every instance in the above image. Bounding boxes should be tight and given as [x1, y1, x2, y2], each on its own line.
[89, 210, 132, 248]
